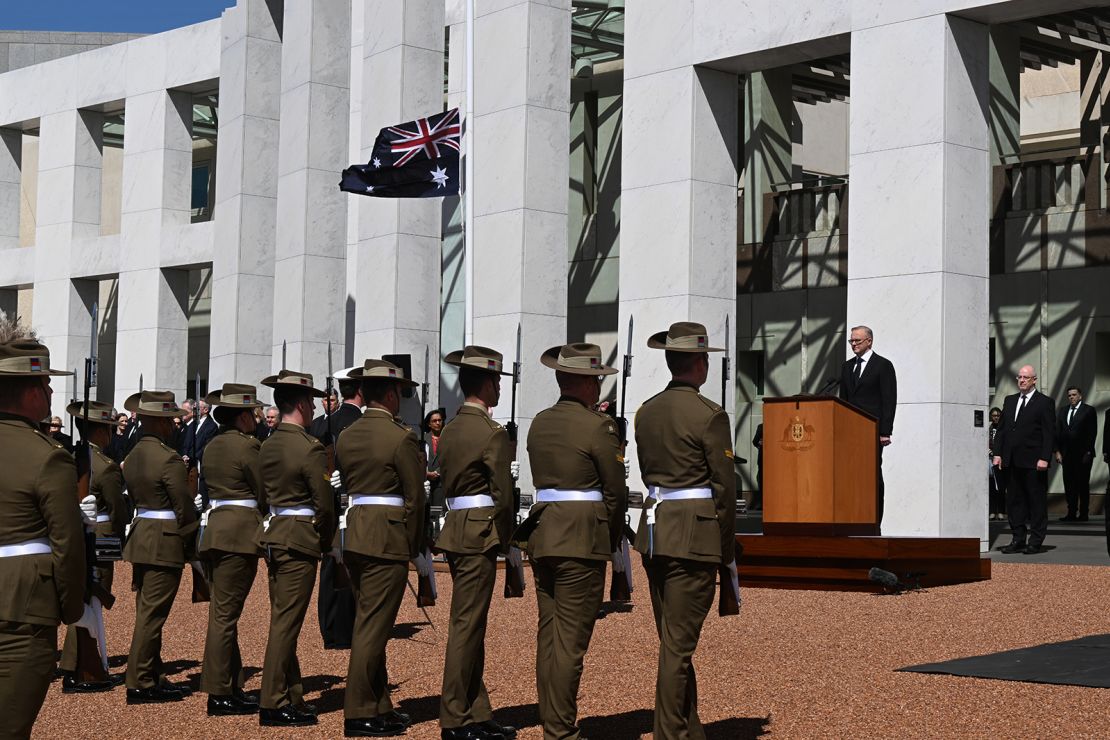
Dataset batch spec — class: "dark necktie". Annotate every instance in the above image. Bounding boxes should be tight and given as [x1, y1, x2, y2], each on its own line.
[1016, 394, 1027, 420]
[1068, 406, 1076, 426]
[853, 357, 863, 382]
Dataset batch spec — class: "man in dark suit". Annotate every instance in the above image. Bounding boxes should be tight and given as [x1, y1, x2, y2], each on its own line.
[1054, 386, 1097, 522]
[1103, 408, 1110, 557]
[838, 325, 897, 528]
[180, 400, 218, 506]
[992, 365, 1056, 554]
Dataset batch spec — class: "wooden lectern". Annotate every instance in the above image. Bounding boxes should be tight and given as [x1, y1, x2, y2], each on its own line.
[762, 395, 879, 536]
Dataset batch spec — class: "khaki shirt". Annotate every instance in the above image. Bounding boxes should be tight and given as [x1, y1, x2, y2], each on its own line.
[334, 408, 425, 561]
[0, 414, 86, 626]
[199, 427, 263, 556]
[258, 422, 334, 557]
[122, 435, 198, 567]
[90, 442, 127, 540]
[435, 403, 514, 555]
[526, 397, 627, 560]
[633, 382, 737, 565]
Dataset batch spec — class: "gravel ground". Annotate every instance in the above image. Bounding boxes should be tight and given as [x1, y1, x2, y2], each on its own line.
[35, 561, 1110, 739]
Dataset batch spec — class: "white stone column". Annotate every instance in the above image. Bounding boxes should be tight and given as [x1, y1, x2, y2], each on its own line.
[848, 16, 989, 545]
[210, 0, 282, 389]
[471, 0, 572, 492]
[742, 69, 792, 244]
[355, 0, 444, 415]
[0, 128, 20, 250]
[617, 63, 739, 491]
[32, 109, 103, 410]
[272, 0, 351, 383]
[114, 89, 194, 402]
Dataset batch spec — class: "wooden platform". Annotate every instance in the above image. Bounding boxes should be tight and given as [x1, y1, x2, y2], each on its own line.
[736, 534, 990, 592]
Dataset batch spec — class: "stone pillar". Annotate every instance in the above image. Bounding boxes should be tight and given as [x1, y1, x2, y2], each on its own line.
[272, 0, 351, 383]
[989, 28, 1020, 167]
[617, 63, 739, 493]
[848, 16, 989, 545]
[114, 89, 194, 402]
[1079, 50, 1110, 211]
[0, 128, 20, 250]
[742, 69, 793, 244]
[32, 109, 103, 410]
[471, 0, 572, 492]
[355, 0, 444, 419]
[210, 0, 282, 389]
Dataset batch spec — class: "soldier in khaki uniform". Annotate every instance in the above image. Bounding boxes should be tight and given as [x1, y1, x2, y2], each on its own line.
[0, 333, 86, 739]
[524, 343, 626, 740]
[59, 399, 127, 694]
[634, 322, 738, 740]
[257, 370, 333, 728]
[436, 346, 517, 740]
[333, 359, 424, 738]
[198, 383, 265, 717]
[121, 390, 196, 703]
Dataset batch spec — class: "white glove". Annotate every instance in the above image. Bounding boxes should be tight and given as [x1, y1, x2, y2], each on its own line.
[611, 548, 626, 572]
[413, 550, 432, 578]
[509, 461, 520, 481]
[75, 601, 98, 631]
[506, 545, 522, 568]
[330, 470, 342, 490]
[329, 545, 343, 563]
[423, 480, 431, 496]
[623, 459, 631, 479]
[79, 495, 97, 525]
[193, 493, 203, 510]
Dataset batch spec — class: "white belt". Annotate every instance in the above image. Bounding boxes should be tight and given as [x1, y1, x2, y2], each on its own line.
[209, 499, 258, 510]
[271, 506, 315, 517]
[0, 537, 51, 557]
[645, 486, 714, 557]
[447, 493, 495, 509]
[536, 488, 602, 503]
[135, 508, 177, 520]
[350, 494, 404, 507]
[95, 513, 111, 523]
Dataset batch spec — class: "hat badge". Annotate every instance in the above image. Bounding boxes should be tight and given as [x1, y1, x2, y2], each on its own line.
[29, 358, 42, 372]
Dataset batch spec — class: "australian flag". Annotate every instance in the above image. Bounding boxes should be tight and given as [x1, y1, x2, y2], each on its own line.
[340, 108, 460, 198]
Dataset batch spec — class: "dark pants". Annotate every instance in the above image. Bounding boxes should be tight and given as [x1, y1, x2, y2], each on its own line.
[201, 551, 258, 695]
[260, 549, 317, 709]
[989, 465, 1008, 516]
[1006, 467, 1048, 547]
[317, 557, 355, 649]
[440, 550, 497, 729]
[877, 443, 885, 530]
[1061, 456, 1093, 518]
[345, 554, 408, 720]
[0, 620, 56, 740]
[126, 565, 183, 690]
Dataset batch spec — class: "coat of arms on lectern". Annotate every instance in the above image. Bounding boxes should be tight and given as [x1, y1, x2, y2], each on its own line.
[780, 415, 815, 451]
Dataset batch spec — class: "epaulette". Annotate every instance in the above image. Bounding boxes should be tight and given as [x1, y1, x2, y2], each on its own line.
[694, 393, 724, 414]
[32, 428, 65, 449]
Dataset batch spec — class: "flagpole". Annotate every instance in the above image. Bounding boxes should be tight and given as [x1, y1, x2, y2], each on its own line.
[464, 0, 475, 346]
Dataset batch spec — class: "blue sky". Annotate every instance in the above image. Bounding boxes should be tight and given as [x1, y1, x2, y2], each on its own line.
[1, 1, 237, 34]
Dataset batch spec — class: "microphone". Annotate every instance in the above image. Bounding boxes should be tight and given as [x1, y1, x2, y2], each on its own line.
[868, 567, 903, 593]
[816, 377, 840, 395]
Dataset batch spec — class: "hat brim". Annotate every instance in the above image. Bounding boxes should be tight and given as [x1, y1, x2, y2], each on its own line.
[204, 390, 264, 409]
[444, 350, 514, 376]
[0, 368, 73, 377]
[646, 330, 724, 353]
[539, 346, 619, 376]
[344, 367, 418, 388]
[260, 375, 328, 397]
[123, 392, 187, 418]
[64, 402, 116, 425]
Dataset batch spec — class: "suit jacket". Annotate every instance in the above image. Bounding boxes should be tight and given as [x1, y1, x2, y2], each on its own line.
[334, 408, 425, 561]
[0, 414, 86, 626]
[122, 435, 198, 567]
[180, 415, 218, 466]
[309, 402, 362, 446]
[199, 427, 263, 556]
[632, 382, 737, 565]
[90, 442, 128, 540]
[839, 351, 897, 437]
[257, 422, 334, 557]
[435, 404, 514, 556]
[1055, 402, 1097, 464]
[255, 422, 273, 442]
[1104, 409, 1110, 463]
[525, 397, 627, 561]
[992, 389, 1056, 470]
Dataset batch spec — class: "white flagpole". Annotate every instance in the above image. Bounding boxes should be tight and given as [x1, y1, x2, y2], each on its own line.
[464, 0, 475, 345]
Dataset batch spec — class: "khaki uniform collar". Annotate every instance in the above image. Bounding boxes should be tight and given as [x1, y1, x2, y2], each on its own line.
[556, 396, 589, 409]
[0, 411, 38, 429]
[665, 380, 700, 392]
[363, 407, 394, 418]
[276, 421, 304, 432]
[462, 401, 490, 417]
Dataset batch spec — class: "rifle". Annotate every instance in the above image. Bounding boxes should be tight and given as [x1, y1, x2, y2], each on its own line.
[190, 371, 210, 603]
[503, 324, 526, 598]
[74, 302, 113, 684]
[415, 345, 437, 607]
[609, 315, 634, 602]
[718, 314, 741, 616]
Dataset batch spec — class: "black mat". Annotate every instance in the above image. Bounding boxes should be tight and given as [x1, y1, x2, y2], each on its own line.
[898, 634, 1110, 688]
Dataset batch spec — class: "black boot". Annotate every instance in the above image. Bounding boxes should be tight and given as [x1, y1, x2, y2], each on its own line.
[345, 715, 407, 737]
[126, 685, 185, 704]
[61, 671, 114, 694]
[259, 704, 318, 727]
[208, 693, 259, 716]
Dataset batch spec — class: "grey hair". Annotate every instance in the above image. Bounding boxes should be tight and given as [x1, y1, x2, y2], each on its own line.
[850, 325, 874, 340]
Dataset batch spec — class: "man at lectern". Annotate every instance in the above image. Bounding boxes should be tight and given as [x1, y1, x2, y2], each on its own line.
[838, 325, 897, 528]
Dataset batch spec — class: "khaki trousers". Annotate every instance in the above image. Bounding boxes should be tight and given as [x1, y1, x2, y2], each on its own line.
[0, 620, 56, 740]
[644, 556, 715, 740]
[534, 557, 606, 740]
[58, 562, 113, 673]
[260, 548, 317, 709]
[126, 564, 183, 690]
[440, 550, 497, 728]
[344, 554, 408, 720]
[201, 551, 258, 695]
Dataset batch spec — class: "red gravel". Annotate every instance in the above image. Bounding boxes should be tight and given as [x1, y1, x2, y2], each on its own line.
[35, 561, 1110, 738]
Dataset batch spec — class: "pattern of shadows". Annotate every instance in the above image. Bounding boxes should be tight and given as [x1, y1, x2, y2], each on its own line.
[705, 716, 771, 739]
[302, 674, 345, 715]
[579, 708, 653, 739]
[596, 601, 634, 620]
[484, 702, 540, 731]
[159, 658, 200, 678]
[396, 694, 442, 725]
[391, 621, 427, 640]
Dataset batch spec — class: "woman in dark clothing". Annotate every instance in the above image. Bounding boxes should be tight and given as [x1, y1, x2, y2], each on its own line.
[988, 406, 1007, 520]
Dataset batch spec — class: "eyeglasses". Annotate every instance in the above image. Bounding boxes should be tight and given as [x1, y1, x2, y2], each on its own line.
[848, 338, 869, 345]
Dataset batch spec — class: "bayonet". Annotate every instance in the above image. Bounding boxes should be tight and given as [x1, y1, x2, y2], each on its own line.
[722, 314, 730, 408]
[282, 339, 287, 370]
